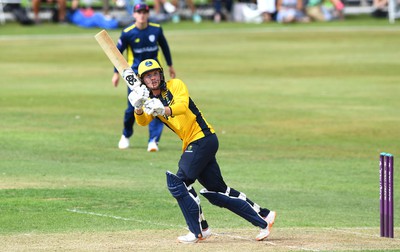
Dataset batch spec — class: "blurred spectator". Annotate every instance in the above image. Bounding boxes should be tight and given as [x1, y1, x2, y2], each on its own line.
[115, 0, 144, 15]
[256, 0, 276, 22]
[322, 0, 344, 20]
[371, 0, 388, 18]
[67, 4, 119, 28]
[305, 0, 325, 21]
[153, 0, 176, 14]
[32, 0, 67, 23]
[152, 0, 176, 22]
[276, 0, 310, 23]
[169, 0, 202, 23]
[106, 0, 142, 25]
[2, 1, 34, 25]
[305, 0, 344, 21]
[213, 0, 233, 22]
[71, 0, 79, 10]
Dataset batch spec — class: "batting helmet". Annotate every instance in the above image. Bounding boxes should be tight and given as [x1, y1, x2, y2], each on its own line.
[138, 59, 162, 77]
[138, 59, 166, 90]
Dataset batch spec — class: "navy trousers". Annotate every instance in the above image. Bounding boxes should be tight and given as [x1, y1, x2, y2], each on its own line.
[177, 134, 227, 192]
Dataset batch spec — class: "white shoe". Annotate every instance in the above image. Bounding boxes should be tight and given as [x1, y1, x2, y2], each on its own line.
[177, 228, 212, 244]
[256, 211, 276, 241]
[147, 141, 159, 152]
[192, 13, 202, 23]
[118, 135, 129, 149]
[172, 14, 180, 23]
[115, 0, 125, 7]
[163, 1, 176, 13]
[242, 4, 263, 24]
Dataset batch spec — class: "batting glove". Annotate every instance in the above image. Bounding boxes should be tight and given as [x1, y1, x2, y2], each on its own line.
[128, 85, 149, 109]
[144, 98, 165, 116]
[122, 68, 142, 90]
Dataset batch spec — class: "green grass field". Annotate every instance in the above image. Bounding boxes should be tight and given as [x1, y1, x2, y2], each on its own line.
[1, 17, 400, 251]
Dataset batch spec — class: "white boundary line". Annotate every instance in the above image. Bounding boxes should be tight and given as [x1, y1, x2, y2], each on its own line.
[67, 209, 321, 251]
[0, 34, 94, 41]
[67, 208, 184, 229]
[165, 26, 400, 35]
[1, 26, 400, 41]
[68, 209, 400, 250]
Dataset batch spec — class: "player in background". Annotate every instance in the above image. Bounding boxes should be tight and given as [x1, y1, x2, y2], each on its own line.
[128, 59, 276, 243]
[32, 0, 67, 24]
[112, 3, 176, 151]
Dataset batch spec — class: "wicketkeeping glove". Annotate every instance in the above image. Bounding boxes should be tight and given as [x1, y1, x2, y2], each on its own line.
[144, 98, 165, 116]
[128, 85, 149, 108]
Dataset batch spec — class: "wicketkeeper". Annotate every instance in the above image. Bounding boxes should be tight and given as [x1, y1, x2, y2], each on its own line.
[129, 59, 276, 243]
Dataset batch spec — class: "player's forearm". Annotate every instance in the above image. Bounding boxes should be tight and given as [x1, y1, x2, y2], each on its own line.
[134, 109, 152, 126]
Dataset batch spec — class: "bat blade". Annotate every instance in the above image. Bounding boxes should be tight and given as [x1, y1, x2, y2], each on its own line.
[94, 29, 138, 90]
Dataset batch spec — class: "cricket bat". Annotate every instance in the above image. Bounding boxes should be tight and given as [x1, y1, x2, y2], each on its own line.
[94, 29, 139, 90]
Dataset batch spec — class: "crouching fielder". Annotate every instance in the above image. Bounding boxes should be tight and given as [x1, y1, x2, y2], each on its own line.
[130, 59, 276, 243]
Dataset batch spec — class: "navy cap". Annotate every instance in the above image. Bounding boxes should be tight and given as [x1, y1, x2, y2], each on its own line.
[134, 3, 149, 12]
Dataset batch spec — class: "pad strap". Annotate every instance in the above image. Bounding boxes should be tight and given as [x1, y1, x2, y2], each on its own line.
[200, 187, 267, 228]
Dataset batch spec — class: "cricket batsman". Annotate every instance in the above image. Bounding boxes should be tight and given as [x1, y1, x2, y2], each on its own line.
[128, 59, 276, 243]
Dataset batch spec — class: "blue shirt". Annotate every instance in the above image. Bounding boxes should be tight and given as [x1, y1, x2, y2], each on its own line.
[116, 22, 173, 74]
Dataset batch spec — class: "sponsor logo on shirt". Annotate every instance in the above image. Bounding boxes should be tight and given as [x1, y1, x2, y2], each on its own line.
[133, 46, 158, 54]
[185, 145, 193, 153]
